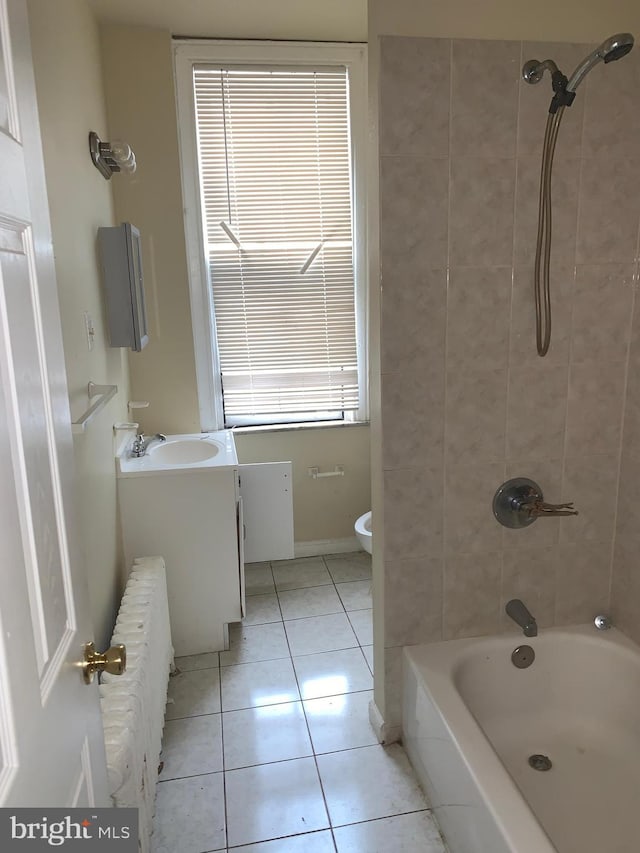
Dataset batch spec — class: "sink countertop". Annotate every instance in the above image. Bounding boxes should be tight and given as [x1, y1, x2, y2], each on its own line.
[117, 431, 238, 477]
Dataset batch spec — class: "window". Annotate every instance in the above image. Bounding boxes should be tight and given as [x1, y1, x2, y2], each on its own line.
[175, 41, 367, 430]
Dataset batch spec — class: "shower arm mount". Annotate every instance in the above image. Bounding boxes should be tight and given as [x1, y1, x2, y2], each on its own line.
[522, 59, 576, 112]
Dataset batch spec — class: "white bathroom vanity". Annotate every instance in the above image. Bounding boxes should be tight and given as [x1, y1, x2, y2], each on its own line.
[117, 431, 244, 656]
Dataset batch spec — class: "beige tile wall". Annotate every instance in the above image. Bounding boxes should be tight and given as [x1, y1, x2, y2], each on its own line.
[378, 35, 640, 720]
[612, 306, 640, 641]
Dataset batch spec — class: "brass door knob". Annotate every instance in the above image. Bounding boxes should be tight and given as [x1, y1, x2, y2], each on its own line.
[82, 641, 127, 684]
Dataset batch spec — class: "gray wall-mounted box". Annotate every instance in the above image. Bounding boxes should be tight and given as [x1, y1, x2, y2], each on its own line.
[98, 222, 148, 351]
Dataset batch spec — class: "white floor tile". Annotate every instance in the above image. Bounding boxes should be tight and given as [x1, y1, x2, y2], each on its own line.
[152, 554, 438, 853]
[347, 609, 373, 646]
[324, 552, 372, 583]
[152, 772, 225, 853]
[221, 658, 300, 711]
[243, 592, 282, 626]
[160, 714, 222, 779]
[336, 580, 372, 611]
[220, 622, 289, 666]
[293, 648, 373, 700]
[317, 744, 429, 826]
[232, 830, 336, 853]
[333, 811, 445, 853]
[278, 585, 344, 620]
[225, 757, 329, 847]
[362, 645, 374, 674]
[304, 690, 377, 754]
[285, 613, 358, 657]
[246, 563, 276, 596]
[272, 557, 333, 590]
[166, 668, 221, 720]
[174, 652, 219, 672]
[223, 701, 312, 769]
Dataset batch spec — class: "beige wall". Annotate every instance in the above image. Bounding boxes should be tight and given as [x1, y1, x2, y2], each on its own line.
[370, 0, 640, 736]
[371, 0, 639, 41]
[89, 0, 366, 42]
[99, 22, 372, 544]
[100, 24, 200, 435]
[235, 427, 370, 543]
[27, 0, 130, 650]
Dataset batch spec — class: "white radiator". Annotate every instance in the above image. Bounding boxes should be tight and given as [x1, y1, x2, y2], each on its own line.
[100, 556, 174, 853]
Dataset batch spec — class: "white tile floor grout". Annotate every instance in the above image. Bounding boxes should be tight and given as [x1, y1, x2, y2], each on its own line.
[152, 553, 446, 853]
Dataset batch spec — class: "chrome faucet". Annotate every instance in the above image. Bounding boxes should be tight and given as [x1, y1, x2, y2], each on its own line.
[130, 432, 166, 458]
[506, 599, 538, 637]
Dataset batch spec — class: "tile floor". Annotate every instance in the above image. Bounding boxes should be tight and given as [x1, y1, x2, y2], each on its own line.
[152, 553, 446, 853]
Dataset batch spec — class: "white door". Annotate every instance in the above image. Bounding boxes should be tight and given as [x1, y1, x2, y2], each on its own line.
[0, 0, 109, 806]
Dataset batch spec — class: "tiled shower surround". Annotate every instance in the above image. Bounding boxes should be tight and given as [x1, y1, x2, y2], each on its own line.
[377, 36, 640, 726]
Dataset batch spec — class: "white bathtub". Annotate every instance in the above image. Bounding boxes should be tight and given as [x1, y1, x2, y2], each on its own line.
[403, 626, 640, 853]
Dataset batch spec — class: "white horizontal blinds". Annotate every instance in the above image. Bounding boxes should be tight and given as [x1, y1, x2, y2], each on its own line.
[193, 65, 358, 419]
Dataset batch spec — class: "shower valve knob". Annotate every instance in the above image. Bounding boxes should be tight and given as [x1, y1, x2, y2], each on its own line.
[493, 478, 578, 528]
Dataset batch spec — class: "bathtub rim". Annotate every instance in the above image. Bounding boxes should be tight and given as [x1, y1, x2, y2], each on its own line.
[404, 649, 554, 853]
[402, 625, 638, 853]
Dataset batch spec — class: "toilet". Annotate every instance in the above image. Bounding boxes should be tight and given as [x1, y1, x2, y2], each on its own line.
[355, 510, 372, 554]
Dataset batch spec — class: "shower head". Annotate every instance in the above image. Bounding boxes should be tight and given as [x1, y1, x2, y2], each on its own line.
[566, 32, 634, 91]
[522, 33, 634, 92]
[602, 33, 635, 62]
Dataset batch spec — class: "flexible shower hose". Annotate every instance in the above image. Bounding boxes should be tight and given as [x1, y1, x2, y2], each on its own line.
[534, 105, 565, 356]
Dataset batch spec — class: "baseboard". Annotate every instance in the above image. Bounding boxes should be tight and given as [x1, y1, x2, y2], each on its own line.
[294, 536, 362, 558]
[368, 698, 402, 745]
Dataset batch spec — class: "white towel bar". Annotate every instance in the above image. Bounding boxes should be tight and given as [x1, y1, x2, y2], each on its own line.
[72, 381, 118, 434]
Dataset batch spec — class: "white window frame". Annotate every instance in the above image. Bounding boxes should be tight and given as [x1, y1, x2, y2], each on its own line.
[173, 39, 368, 431]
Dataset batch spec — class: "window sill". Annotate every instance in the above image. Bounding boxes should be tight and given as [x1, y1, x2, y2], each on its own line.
[230, 419, 370, 436]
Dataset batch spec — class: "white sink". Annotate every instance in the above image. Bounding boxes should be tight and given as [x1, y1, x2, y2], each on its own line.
[150, 438, 220, 465]
[117, 431, 237, 477]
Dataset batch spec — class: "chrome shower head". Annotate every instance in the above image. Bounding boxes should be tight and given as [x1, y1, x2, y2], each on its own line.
[523, 33, 635, 92]
[566, 32, 634, 91]
[602, 33, 634, 62]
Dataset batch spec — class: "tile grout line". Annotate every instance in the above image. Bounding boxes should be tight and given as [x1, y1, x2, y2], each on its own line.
[159, 729, 391, 785]
[157, 768, 223, 786]
[222, 556, 369, 848]
[217, 626, 230, 852]
[223, 826, 336, 852]
[220, 808, 438, 853]
[239, 603, 374, 628]
[218, 687, 375, 716]
[278, 554, 337, 849]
